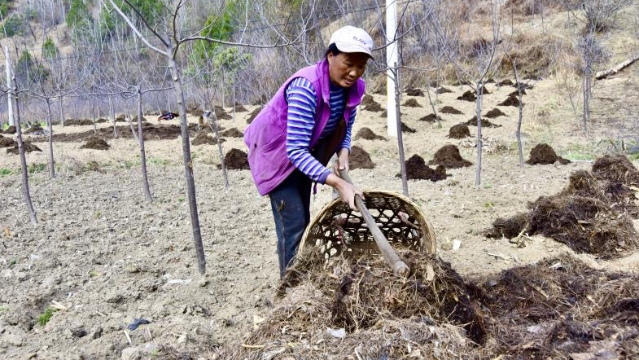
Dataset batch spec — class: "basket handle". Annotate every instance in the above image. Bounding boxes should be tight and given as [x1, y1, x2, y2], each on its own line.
[338, 169, 410, 277]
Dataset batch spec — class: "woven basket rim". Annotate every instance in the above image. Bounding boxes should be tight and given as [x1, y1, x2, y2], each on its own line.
[300, 189, 437, 255]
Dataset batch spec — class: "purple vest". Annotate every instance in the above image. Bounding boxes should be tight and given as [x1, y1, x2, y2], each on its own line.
[244, 59, 365, 195]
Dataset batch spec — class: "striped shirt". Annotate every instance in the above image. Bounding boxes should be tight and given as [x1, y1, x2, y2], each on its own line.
[285, 77, 356, 183]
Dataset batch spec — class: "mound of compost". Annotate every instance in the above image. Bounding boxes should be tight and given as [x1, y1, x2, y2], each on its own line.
[221, 249, 485, 359]
[526, 143, 570, 165]
[496, 79, 514, 86]
[457, 90, 476, 102]
[405, 87, 424, 96]
[484, 108, 506, 118]
[399, 121, 416, 133]
[214, 105, 232, 120]
[508, 89, 526, 97]
[402, 154, 449, 181]
[475, 254, 639, 359]
[498, 95, 521, 107]
[436, 87, 453, 94]
[6, 142, 41, 154]
[485, 166, 639, 258]
[0, 135, 16, 148]
[449, 123, 471, 139]
[23, 124, 44, 134]
[429, 144, 472, 168]
[592, 154, 639, 184]
[233, 104, 248, 112]
[64, 119, 94, 126]
[80, 137, 110, 150]
[363, 101, 383, 112]
[220, 128, 243, 138]
[418, 114, 442, 122]
[349, 145, 374, 170]
[353, 127, 386, 141]
[246, 107, 262, 124]
[440, 106, 463, 114]
[223, 148, 249, 170]
[2, 125, 16, 134]
[191, 131, 223, 146]
[402, 98, 422, 107]
[465, 116, 502, 128]
[361, 94, 375, 106]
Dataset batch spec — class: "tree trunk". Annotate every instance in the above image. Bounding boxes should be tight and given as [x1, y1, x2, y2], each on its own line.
[393, 64, 409, 197]
[168, 50, 206, 275]
[109, 95, 118, 138]
[45, 98, 56, 178]
[207, 111, 229, 189]
[14, 93, 38, 225]
[137, 89, 153, 201]
[59, 96, 65, 126]
[475, 82, 484, 187]
[512, 62, 525, 168]
[582, 68, 590, 131]
[425, 76, 441, 128]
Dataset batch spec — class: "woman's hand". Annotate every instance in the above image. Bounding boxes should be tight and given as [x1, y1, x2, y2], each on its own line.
[325, 172, 363, 212]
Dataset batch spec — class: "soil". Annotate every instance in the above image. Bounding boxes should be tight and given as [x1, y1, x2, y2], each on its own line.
[191, 132, 224, 146]
[440, 106, 464, 114]
[429, 144, 473, 168]
[509, 89, 527, 97]
[2, 73, 639, 359]
[64, 119, 95, 126]
[353, 127, 386, 141]
[234, 104, 248, 113]
[465, 116, 502, 128]
[223, 148, 249, 170]
[402, 98, 422, 107]
[405, 87, 424, 96]
[402, 154, 449, 181]
[349, 145, 375, 170]
[457, 90, 477, 102]
[449, 123, 472, 138]
[400, 121, 416, 133]
[0, 136, 17, 148]
[80, 138, 110, 150]
[6, 142, 42, 155]
[246, 107, 262, 124]
[497, 79, 514, 86]
[219, 128, 243, 138]
[24, 125, 44, 134]
[499, 95, 522, 107]
[418, 114, 442, 122]
[2, 126, 16, 134]
[214, 106, 232, 120]
[363, 101, 383, 112]
[526, 143, 571, 165]
[436, 87, 453, 94]
[485, 108, 506, 118]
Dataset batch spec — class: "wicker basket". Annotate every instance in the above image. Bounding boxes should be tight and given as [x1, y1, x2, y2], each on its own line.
[300, 190, 437, 260]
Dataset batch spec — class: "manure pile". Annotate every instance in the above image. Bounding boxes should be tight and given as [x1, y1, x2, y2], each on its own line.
[486, 155, 639, 258]
[216, 249, 639, 359]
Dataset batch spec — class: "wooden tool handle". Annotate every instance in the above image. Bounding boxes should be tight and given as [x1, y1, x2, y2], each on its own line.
[338, 169, 410, 277]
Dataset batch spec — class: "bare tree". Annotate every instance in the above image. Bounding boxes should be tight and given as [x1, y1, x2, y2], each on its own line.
[4, 47, 37, 225]
[107, 0, 294, 275]
[444, 1, 502, 186]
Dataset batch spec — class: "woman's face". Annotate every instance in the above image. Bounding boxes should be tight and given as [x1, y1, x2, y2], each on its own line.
[327, 52, 369, 88]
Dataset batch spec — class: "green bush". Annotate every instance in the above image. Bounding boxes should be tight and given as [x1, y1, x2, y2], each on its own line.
[1, 15, 25, 37]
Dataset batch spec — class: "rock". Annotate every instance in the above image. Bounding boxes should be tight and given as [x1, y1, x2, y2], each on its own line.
[5, 333, 24, 346]
[121, 347, 142, 360]
[90, 326, 103, 339]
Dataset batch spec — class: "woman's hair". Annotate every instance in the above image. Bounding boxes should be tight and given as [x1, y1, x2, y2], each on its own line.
[325, 43, 342, 58]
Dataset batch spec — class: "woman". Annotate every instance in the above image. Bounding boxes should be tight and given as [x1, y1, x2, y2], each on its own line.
[244, 26, 374, 278]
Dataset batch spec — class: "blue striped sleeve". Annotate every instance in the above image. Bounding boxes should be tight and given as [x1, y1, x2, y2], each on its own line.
[340, 108, 357, 151]
[285, 78, 332, 183]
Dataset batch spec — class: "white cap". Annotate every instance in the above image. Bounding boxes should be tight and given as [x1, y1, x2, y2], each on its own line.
[329, 26, 374, 59]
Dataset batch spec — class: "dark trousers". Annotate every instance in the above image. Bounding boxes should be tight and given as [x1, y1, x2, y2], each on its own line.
[269, 170, 312, 278]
